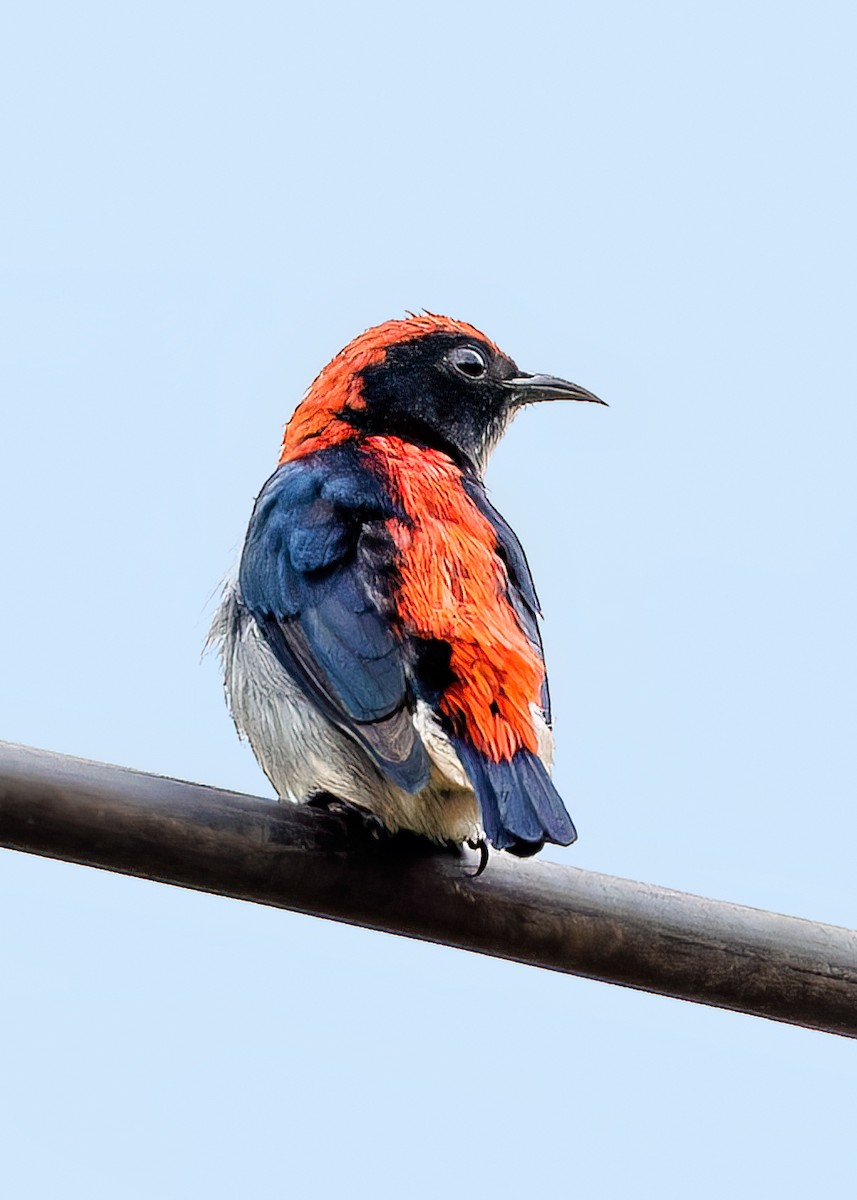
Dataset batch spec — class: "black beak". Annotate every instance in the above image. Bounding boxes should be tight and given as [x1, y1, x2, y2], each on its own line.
[502, 372, 607, 407]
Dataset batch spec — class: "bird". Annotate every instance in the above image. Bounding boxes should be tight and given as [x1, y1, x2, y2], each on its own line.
[210, 313, 605, 862]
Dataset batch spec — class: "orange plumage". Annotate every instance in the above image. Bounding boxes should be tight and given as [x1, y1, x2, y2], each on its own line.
[366, 436, 543, 761]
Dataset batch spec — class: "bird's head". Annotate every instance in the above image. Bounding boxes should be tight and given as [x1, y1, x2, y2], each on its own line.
[280, 313, 605, 473]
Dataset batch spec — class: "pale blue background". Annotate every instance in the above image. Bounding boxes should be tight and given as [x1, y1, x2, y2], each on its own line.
[1, 2, 855, 1196]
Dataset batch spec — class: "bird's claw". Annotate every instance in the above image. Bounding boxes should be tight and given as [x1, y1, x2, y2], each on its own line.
[306, 793, 388, 841]
[466, 836, 490, 877]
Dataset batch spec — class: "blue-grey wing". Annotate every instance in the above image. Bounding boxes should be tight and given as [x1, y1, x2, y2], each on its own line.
[239, 446, 430, 792]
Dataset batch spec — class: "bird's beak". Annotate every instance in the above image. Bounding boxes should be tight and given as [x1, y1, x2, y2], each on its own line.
[502, 373, 607, 407]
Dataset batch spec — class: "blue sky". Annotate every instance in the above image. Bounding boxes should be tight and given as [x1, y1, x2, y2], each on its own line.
[1, 2, 855, 1196]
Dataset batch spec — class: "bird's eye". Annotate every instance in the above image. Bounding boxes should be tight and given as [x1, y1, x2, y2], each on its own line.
[448, 345, 488, 379]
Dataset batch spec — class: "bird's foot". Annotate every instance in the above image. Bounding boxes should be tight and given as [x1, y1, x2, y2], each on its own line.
[466, 836, 490, 877]
[305, 793, 389, 842]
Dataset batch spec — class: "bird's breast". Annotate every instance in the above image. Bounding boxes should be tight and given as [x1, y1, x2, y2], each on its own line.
[362, 436, 544, 762]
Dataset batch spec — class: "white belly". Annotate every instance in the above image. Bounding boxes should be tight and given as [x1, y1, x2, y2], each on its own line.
[208, 580, 487, 844]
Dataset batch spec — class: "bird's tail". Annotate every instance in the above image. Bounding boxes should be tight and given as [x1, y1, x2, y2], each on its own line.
[453, 741, 577, 857]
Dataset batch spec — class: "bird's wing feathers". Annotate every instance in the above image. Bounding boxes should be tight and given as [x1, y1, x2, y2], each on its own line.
[460, 476, 552, 724]
[239, 450, 431, 793]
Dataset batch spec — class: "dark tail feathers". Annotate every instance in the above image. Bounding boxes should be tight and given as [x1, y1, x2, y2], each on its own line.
[453, 741, 577, 857]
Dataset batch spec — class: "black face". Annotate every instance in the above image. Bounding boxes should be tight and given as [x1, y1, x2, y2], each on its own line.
[351, 332, 522, 472]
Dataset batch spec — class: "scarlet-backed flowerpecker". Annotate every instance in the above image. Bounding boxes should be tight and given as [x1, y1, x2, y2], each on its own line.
[210, 314, 604, 858]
